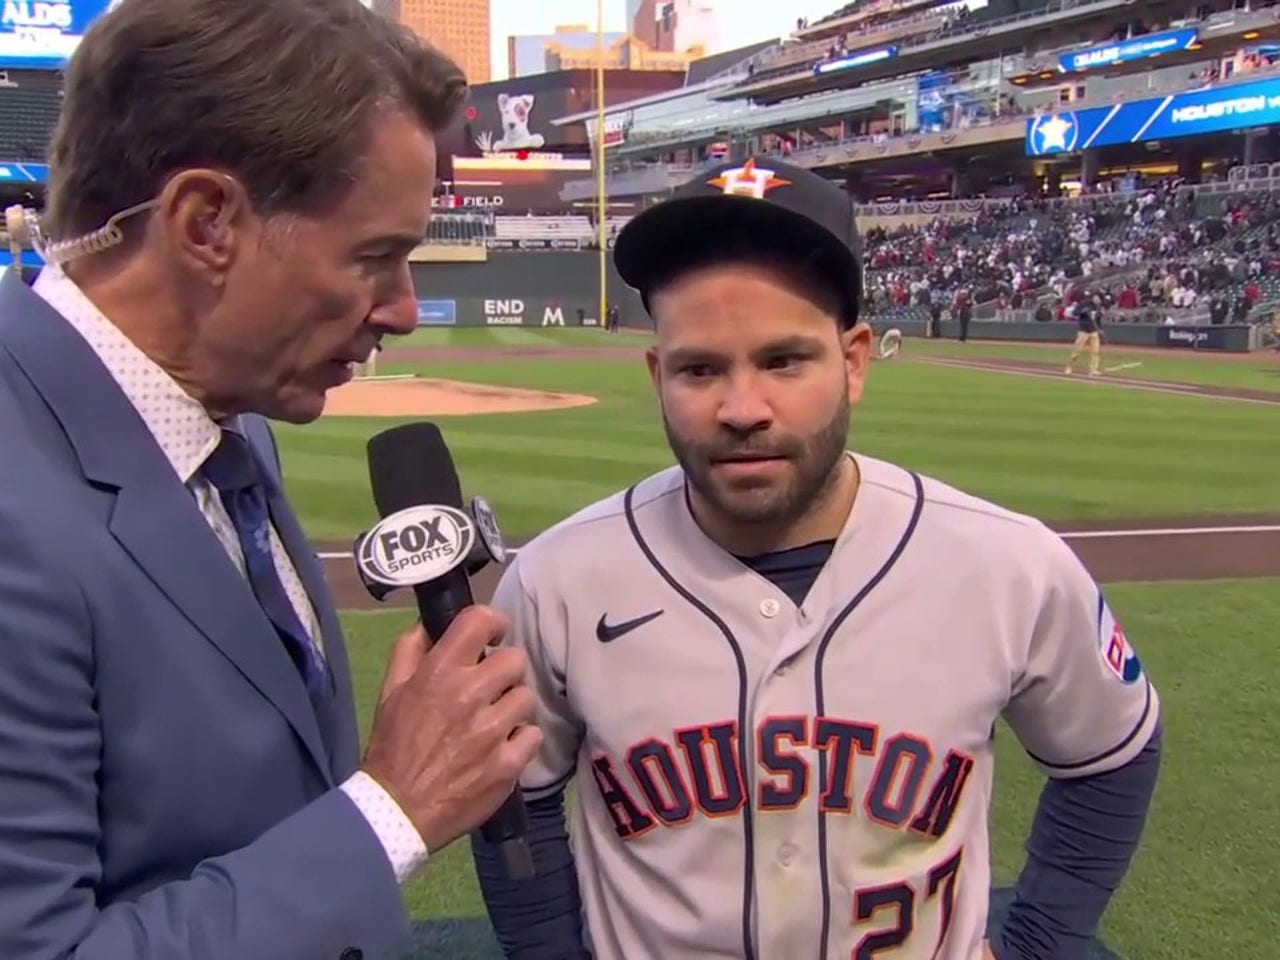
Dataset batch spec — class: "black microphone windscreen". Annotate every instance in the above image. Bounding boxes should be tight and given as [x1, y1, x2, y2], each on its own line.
[367, 422, 464, 516]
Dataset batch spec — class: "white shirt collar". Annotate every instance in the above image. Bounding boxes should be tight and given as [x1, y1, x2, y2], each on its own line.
[31, 263, 226, 484]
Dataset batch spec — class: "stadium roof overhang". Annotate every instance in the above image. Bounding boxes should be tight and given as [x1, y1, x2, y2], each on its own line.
[790, 0, 943, 45]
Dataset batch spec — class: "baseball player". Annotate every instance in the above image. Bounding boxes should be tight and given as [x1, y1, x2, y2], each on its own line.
[473, 158, 1162, 960]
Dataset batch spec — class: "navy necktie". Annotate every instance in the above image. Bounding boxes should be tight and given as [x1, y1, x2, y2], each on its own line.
[201, 429, 328, 695]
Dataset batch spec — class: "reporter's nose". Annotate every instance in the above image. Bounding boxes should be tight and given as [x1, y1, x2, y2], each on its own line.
[373, 262, 420, 336]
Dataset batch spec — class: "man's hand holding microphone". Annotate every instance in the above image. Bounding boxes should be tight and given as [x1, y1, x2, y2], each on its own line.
[361, 609, 541, 857]
[349, 420, 542, 873]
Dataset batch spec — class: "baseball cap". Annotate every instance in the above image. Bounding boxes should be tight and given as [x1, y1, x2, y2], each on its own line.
[613, 156, 863, 328]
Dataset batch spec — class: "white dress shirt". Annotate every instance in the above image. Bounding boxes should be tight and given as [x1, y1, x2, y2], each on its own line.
[32, 264, 428, 883]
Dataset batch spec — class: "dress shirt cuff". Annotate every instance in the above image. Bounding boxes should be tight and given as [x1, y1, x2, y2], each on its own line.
[340, 770, 429, 884]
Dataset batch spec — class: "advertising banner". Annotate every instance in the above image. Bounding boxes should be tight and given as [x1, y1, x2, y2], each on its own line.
[1027, 75, 1280, 156]
[477, 298, 582, 327]
[0, 161, 48, 183]
[1058, 28, 1198, 74]
[1153, 324, 1240, 351]
[484, 237, 583, 251]
[415, 300, 457, 326]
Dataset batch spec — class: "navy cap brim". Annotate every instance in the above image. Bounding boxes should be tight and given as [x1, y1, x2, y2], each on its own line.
[614, 193, 862, 327]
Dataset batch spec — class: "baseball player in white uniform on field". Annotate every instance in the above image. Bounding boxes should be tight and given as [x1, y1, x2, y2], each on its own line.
[472, 157, 1163, 960]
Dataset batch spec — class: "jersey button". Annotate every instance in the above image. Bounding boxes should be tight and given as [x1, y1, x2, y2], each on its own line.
[759, 598, 780, 618]
[778, 842, 797, 867]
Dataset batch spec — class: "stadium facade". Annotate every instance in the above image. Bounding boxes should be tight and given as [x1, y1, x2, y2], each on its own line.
[546, 0, 1280, 204]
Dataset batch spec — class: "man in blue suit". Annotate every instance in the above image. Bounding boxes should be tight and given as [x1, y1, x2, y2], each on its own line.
[0, 1, 542, 958]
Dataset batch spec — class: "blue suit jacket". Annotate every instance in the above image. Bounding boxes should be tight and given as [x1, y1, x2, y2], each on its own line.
[0, 271, 410, 959]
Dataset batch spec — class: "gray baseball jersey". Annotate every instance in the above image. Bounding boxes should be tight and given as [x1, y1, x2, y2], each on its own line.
[491, 452, 1159, 960]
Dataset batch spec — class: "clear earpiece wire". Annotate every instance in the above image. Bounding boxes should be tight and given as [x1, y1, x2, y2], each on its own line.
[4, 199, 157, 267]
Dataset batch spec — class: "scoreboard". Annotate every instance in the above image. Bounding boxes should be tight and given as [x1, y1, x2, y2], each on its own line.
[0, 0, 115, 70]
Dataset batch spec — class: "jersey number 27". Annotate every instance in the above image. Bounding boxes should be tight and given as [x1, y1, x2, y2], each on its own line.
[853, 849, 963, 958]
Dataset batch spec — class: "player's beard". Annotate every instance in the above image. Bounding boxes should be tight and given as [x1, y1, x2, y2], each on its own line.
[663, 390, 851, 533]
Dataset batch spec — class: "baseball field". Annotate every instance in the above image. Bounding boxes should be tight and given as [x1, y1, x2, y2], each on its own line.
[276, 327, 1280, 960]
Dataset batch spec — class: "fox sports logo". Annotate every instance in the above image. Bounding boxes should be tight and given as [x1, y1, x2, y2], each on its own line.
[357, 504, 475, 587]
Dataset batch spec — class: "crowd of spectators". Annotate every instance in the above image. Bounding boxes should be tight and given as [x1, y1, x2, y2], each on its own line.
[862, 184, 1280, 321]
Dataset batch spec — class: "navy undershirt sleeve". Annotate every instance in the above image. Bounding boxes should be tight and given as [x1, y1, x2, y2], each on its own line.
[994, 719, 1163, 960]
[472, 790, 590, 959]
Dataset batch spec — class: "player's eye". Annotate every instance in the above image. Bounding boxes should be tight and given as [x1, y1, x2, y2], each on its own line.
[680, 363, 717, 379]
[764, 352, 808, 370]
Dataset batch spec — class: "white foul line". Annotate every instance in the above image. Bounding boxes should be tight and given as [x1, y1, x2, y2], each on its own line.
[919, 357, 1280, 407]
[315, 526, 1280, 561]
[1061, 524, 1280, 539]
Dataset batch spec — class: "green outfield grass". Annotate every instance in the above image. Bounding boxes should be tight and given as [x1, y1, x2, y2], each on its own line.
[339, 578, 1280, 960]
[395, 326, 642, 349]
[275, 331, 1280, 543]
[908, 337, 1280, 392]
[386, 326, 1280, 393]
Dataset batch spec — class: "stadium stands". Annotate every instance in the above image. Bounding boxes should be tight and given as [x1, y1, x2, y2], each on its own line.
[0, 79, 60, 161]
[425, 212, 493, 245]
[735, 0, 1055, 90]
[493, 214, 594, 246]
[862, 184, 1280, 325]
[421, 214, 636, 250]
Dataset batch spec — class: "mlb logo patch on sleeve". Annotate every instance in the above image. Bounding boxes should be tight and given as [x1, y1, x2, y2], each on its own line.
[1097, 596, 1142, 684]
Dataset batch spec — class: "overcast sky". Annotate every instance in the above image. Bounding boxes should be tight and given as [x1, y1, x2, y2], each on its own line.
[488, 0, 838, 79]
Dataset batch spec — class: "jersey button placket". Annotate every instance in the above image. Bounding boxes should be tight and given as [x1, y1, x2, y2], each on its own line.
[752, 595, 818, 956]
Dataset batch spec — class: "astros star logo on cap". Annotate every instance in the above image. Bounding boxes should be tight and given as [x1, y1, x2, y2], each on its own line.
[706, 158, 790, 199]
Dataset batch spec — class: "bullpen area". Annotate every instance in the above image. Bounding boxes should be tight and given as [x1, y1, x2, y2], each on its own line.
[274, 327, 1280, 960]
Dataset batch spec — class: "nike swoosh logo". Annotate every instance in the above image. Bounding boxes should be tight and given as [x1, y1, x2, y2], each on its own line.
[596, 610, 664, 643]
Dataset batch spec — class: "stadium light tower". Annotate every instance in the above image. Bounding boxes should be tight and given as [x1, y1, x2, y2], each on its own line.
[596, 0, 607, 329]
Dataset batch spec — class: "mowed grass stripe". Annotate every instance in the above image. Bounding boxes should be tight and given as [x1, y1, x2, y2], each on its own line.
[276, 410, 666, 540]
[376, 359, 654, 401]
[276, 356, 1280, 542]
[911, 338, 1280, 392]
[394, 327, 633, 349]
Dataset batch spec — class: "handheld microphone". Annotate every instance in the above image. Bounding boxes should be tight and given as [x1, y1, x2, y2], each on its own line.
[359, 421, 534, 880]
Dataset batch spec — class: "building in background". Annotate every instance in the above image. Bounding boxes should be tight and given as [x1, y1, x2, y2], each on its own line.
[508, 25, 627, 79]
[631, 0, 718, 56]
[373, 0, 491, 84]
[508, 22, 705, 78]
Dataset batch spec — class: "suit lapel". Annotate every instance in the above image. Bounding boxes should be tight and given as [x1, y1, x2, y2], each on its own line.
[0, 272, 332, 785]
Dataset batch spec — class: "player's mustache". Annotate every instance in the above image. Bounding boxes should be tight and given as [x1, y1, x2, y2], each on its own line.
[703, 434, 802, 461]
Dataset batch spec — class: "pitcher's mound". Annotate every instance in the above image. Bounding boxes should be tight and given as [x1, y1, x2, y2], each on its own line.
[322, 376, 597, 417]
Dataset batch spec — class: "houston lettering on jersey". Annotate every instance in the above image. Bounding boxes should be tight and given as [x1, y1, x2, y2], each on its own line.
[590, 715, 975, 840]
